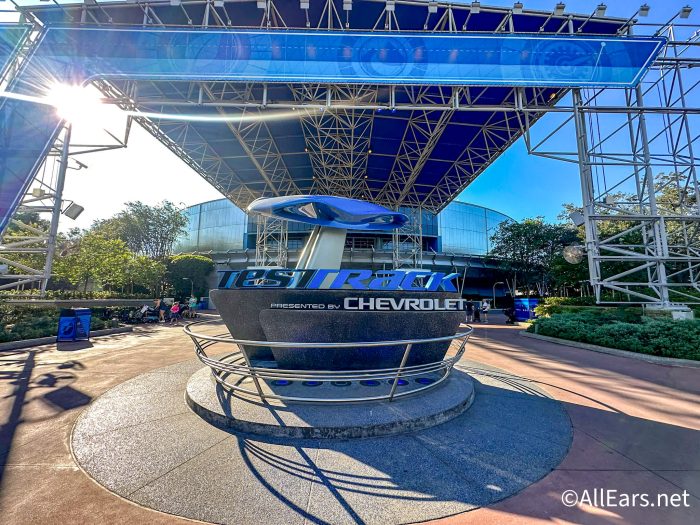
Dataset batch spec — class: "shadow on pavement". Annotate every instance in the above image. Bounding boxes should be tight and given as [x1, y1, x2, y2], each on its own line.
[0, 348, 92, 486]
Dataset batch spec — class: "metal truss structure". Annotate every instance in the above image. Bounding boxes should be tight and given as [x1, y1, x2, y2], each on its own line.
[4, 1, 700, 305]
[0, 119, 132, 293]
[0, 129, 67, 292]
[0, 24, 134, 293]
[524, 19, 700, 305]
[392, 206, 424, 269]
[254, 216, 288, 268]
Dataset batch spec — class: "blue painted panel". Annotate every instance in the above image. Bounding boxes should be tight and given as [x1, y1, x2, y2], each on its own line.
[0, 25, 41, 233]
[0, 100, 61, 233]
[20, 27, 664, 88]
[0, 25, 28, 76]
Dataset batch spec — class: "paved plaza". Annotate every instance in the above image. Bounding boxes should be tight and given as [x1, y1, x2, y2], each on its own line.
[0, 317, 698, 524]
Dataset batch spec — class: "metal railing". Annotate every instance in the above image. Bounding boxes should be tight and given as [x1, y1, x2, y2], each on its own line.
[184, 319, 472, 404]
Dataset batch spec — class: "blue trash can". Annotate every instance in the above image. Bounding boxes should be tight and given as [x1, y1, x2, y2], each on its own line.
[57, 308, 92, 342]
[514, 298, 539, 322]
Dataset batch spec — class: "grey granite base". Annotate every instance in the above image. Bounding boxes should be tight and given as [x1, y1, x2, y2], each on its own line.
[71, 358, 572, 525]
[185, 366, 475, 438]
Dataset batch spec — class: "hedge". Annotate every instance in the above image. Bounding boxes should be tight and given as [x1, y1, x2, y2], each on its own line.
[0, 289, 151, 300]
[536, 296, 700, 319]
[528, 311, 700, 361]
[0, 305, 110, 343]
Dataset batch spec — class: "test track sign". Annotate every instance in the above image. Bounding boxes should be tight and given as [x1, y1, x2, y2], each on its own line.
[217, 269, 461, 292]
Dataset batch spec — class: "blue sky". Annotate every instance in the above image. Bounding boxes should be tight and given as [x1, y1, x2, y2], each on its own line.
[1, 1, 695, 228]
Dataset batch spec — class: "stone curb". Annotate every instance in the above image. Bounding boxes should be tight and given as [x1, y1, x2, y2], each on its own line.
[0, 326, 134, 352]
[185, 367, 476, 440]
[520, 331, 700, 368]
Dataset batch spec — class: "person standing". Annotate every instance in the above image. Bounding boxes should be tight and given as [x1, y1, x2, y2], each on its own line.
[158, 298, 167, 322]
[170, 302, 181, 325]
[188, 296, 198, 319]
[465, 301, 474, 324]
[481, 299, 490, 323]
[472, 302, 481, 323]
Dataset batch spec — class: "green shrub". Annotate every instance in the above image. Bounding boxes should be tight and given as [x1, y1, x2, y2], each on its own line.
[0, 289, 151, 300]
[0, 305, 110, 343]
[534, 301, 644, 323]
[539, 296, 599, 307]
[528, 311, 700, 361]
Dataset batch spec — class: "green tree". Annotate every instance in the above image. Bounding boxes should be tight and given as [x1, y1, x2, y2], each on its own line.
[125, 256, 167, 295]
[166, 254, 214, 299]
[53, 233, 131, 292]
[489, 217, 580, 296]
[92, 200, 188, 260]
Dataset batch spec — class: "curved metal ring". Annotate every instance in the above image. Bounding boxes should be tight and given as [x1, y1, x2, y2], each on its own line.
[185, 319, 472, 404]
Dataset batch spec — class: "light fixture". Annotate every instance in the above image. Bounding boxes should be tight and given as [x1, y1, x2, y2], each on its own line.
[343, 0, 352, 11]
[471, 1, 481, 14]
[639, 4, 650, 17]
[169, 0, 181, 5]
[428, 1, 438, 14]
[554, 2, 565, 16]
[385, 0, 395, 12]
[595, 3, 606, 17]
[680, 5, 692, 19]
[31, 188, 48, 198]
[256, 0, 266, 9]
[569, 211, 585, 227]
[63, 203, 85, 221]
[300, 0, 310, 9]
[513, 2, 523, 14]
[562, 245, 585, 265]
[214, 0, 224, 7]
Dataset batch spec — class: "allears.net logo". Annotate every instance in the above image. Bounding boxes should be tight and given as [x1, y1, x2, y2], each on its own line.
[217, 269, 461, 292]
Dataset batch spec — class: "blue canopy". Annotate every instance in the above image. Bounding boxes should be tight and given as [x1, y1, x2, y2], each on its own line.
[0, 1, 650, 234]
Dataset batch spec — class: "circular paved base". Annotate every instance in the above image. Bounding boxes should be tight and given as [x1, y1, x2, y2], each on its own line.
[186, 366, 475, 439]
[72, 358, 572, 525]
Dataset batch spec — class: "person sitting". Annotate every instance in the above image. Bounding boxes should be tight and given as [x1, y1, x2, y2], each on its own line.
[504, 306, 517, 325]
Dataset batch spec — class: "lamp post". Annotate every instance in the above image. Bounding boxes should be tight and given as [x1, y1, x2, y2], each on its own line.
[183, 277, 194, 298]
[492, 281, 504, 309]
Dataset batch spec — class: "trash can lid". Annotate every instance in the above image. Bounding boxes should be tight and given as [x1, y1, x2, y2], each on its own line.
[73, 308, 92, 315]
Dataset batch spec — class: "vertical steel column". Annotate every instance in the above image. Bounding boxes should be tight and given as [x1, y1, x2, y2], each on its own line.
[635, 84, 671, 306]
[40, 124, 71, 296]
[571, 90, 601, 302]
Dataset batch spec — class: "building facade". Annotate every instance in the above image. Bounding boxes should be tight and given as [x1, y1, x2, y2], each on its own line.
[176, 199, 512, 298]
